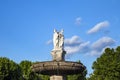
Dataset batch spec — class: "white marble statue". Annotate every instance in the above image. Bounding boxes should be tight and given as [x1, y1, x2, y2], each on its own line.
[53, 29, 59, 49]
[59, 29, 64, 49]
[53, 29, 64, 50]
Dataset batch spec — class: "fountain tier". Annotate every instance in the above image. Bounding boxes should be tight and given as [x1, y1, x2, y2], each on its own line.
[31, 61, 85, 75]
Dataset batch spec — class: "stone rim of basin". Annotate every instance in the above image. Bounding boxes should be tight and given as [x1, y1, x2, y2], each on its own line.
[31, 61, 85, 75]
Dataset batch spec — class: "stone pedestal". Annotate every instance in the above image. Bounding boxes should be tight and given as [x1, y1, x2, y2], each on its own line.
[51, 50, 66, 61]
[50, 75, 67, 80]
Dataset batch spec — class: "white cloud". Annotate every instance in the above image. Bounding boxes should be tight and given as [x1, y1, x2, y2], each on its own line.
[46, 40, 52, 45]
[87, 21, 109, 34]
[65, 36, 115, 55]
[89, 46, 110, 56]
[64, 35, 81, 46]
[89, 50, 100, 56]
[65, 46, 80, 54]
[90, 37, 115, 56]
[91, 37, 115, 50]
[75, 17, 82, 25]
[65, 41, 90, 54]
[64, 35, 90, 54]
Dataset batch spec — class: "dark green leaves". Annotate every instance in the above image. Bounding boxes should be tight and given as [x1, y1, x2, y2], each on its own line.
[88, 46, 120, 80]
[0, 57, 22, 80]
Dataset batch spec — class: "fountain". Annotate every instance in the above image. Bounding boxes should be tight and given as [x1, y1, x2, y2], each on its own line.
[31, 29, 86, 80]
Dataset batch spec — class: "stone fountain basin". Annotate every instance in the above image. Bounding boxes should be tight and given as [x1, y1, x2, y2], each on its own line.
[31, 61, 85, 75]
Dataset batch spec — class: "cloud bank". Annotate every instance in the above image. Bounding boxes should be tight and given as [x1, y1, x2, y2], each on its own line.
[64, 35, 90, 54]
[65, 40, 90, 54]
[64, 35, 115, 56]
[64, 35, 82, 46]
[87, 21, 109, 34]
[90, 36, 115, 56]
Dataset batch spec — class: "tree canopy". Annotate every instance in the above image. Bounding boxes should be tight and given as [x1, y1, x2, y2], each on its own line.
[88, 46, 120, 80]
[0, 57, 22, 80]
[19, 60, 42, 80]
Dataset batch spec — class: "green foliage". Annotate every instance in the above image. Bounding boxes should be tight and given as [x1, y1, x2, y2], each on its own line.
[39, 75, 50, 80]
[88, 46, 120, 80]
[19, 60, 32, 79]
[28, 72, 42, 80]
[0, 57, 22, 80]
[68, 73, 86, 80]
[19, 60, 42, 80]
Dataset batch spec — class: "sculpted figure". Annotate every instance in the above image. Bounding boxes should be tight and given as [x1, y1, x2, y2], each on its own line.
[59, 29, 64, 49]
[53, 29, 59, 49]
[53, 29, 64, 50]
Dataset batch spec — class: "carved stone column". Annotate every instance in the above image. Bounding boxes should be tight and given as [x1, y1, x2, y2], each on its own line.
[50, 75, 67, 80]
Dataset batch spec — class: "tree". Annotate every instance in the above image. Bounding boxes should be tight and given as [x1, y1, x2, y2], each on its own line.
[0, 57, 22, 80]
[39, 75, 50, 80]
[88, 46, 120, 80]
[19, 60, 32, 79]
[19, 60, 42, 80]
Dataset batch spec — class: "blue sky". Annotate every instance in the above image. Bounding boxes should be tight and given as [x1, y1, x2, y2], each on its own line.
[0, 0, 120, 77]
